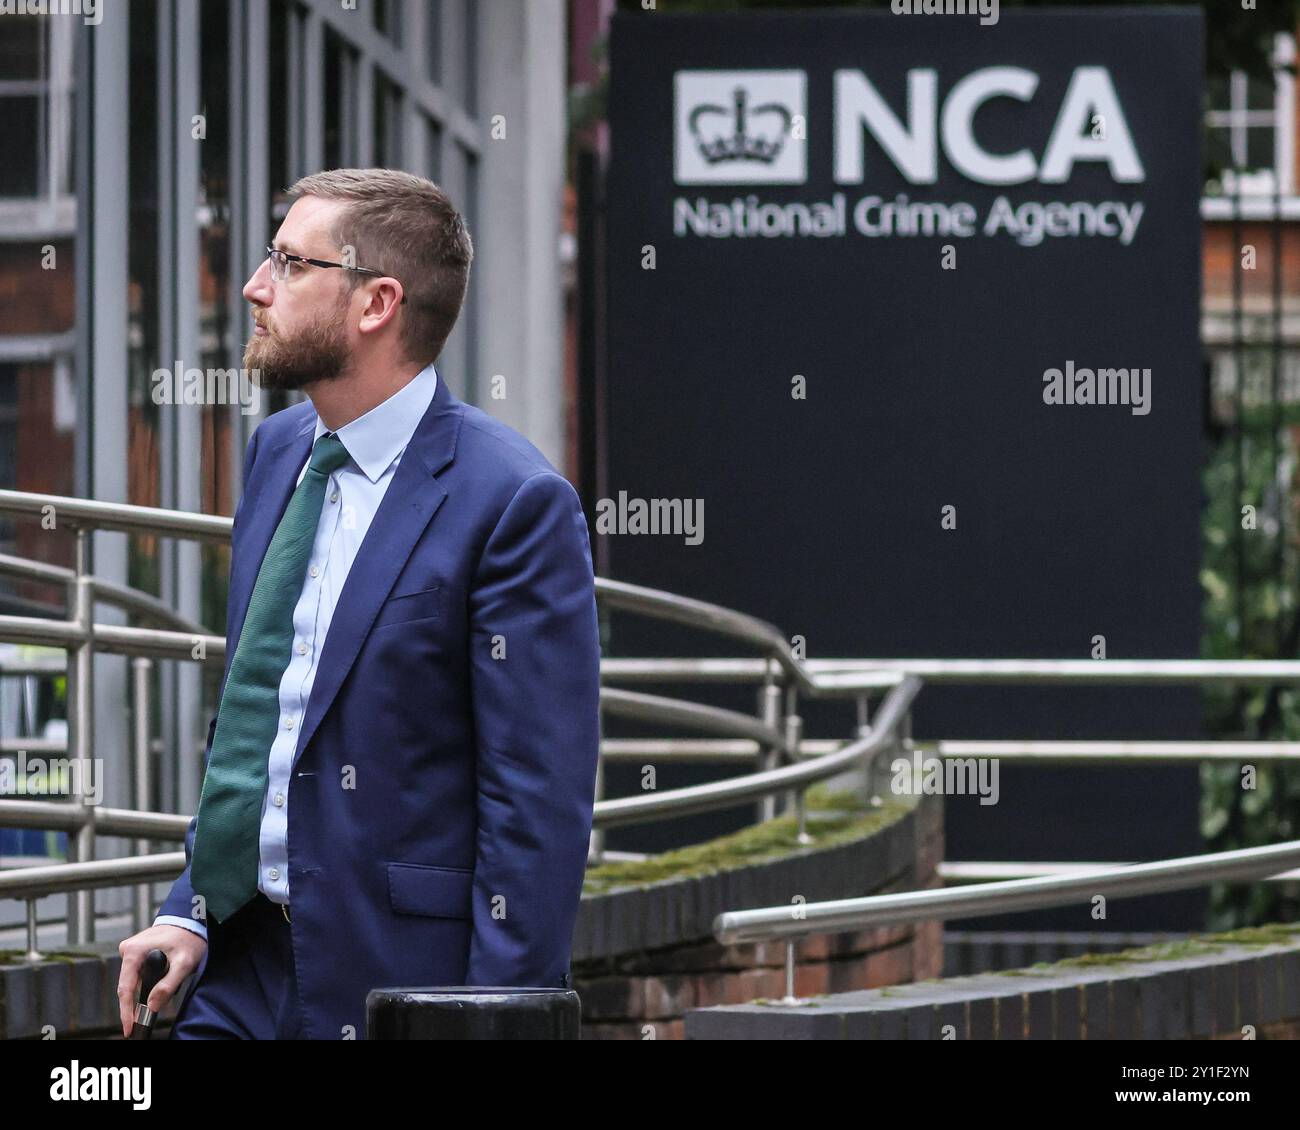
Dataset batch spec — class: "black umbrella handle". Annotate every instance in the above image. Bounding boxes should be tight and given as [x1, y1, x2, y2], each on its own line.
[128, 948, 169, 1040]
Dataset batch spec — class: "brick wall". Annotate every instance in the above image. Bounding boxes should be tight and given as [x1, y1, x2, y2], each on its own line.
[686, 928, 1300, 1039]
[571, 793, 945, 1040]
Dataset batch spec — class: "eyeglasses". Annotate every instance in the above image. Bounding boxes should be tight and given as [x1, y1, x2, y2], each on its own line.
[264, 245, 407, 303]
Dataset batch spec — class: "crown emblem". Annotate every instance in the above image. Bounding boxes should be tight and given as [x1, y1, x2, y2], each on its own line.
[689, 86, 793, 165]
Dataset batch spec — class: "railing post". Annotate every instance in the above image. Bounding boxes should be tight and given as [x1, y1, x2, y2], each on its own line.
[874, 705, 914, 806]
[783, 939, 798, 1003]
[25, 898, 43, 964]
[131, 656, 153, 933]
[65, 527, 95, 944]
[856, 692, 876, 805]
[783, 687, 809, 843]
[757, 660, 781, 823]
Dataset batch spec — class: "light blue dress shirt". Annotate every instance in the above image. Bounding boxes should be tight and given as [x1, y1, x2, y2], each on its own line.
[155, 362, 439, 940]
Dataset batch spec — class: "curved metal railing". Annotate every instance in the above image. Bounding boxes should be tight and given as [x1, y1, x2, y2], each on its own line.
[0, 487, 1296, 992]
[0, 488, 914, 960]
[713, 836, 1300, 1004]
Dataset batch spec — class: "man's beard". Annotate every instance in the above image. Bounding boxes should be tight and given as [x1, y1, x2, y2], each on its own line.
[244, 299, 352, 392]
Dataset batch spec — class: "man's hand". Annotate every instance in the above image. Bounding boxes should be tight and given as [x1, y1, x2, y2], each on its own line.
[117, 925, 207, 1037]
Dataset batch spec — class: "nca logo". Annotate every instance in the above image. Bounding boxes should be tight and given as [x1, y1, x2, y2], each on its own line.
[674, 65, 1144, 187]
[674, 70, 807, 185]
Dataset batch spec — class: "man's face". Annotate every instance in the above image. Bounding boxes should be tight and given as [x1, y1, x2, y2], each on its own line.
[242, 196, 355, 392]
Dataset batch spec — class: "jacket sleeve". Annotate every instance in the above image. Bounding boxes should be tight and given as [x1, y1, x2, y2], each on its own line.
[463, 471, 601, 989]
[153, 422, 263, 935]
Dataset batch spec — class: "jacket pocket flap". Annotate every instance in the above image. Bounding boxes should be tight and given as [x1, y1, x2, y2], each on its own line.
[374, 585, 444, 629]
[387, 861, 473, 919]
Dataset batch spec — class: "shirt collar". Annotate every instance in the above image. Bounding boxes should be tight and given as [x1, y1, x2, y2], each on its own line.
[312, 362, 438, 484]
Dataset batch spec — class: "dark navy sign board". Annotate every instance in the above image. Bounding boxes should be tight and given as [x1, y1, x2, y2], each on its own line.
[605, 9, 1204, 929]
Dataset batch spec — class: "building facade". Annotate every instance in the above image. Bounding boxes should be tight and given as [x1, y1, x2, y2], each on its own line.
[0, 0, 569, 896]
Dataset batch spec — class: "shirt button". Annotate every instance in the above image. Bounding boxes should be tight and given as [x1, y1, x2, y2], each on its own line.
[330, 492, 338, 503]
[274, 793, 285, 807]
[284, 717, 294, 730]
[309, 564, 320, 578]
[268, 868, 279, 880]
[297, 642, 308, 655]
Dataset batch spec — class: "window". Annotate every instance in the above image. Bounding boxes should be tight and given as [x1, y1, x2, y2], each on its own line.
[0, 364, 18, 495]
[1205, 33, 1296, 197]
[425, 115, 443, 183]
[0, 14, 75, 204]
[425, 0, 443, 85]
[374, 73, 403, 168]
[373, 0, 401, 41]
[324, 27, 360, 169]
[463, 0, 477, 116]
[0, 13, 41, 80]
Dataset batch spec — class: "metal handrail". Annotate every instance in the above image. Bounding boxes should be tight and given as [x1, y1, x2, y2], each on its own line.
[717, 838, 1300, 944]
[602, 656, 1300, 687]
[0, 486, 1297, 993]
[938, 861, 1300, 884]
[714, 838, 1300, 1003]
[810, 657, 1300, 686]
[599, 736, 1300, 762]
[923, 739, 1300, 763]
[0, 799, 190, 839]
[0, 681, 912, 843]
[0, 491, 812, 684]
[5, 490, 1298, 692]
[600, 687, 791, 756]
[0, 489, 231, 542]
[0, 852, 188, 900]
[0, 675, 914, 962]
[0, 553, 211, 636]
[0, 615, 224, 663]
[596, 676, 919, 828]
[596, 578, 816, 694]
[0, 488, 871, 960]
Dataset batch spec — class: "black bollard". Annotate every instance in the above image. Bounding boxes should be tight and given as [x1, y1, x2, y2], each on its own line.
[366, 986, 581, 1040]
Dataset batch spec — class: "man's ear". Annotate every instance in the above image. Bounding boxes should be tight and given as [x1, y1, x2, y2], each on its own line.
[357, 279, 405, 337]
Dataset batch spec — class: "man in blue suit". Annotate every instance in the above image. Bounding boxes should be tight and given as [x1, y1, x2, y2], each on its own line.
[116, 168, 601, 1039]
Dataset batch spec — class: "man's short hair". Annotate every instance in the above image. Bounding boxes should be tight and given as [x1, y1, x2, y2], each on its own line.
[286, 167, 473, 364]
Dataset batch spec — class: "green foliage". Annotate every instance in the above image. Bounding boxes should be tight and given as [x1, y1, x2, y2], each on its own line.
[582, 784, 909, 894]
[1201, 368, 1300, 930]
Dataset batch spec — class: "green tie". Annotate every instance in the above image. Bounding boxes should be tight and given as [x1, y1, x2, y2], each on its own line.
[190, 432, 351, 924]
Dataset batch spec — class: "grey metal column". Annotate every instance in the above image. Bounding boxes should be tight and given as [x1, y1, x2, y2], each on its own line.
[474, 0, 567, 463]
[131, 656, 153, 932]
[437, 0, 471, 400]
[399, 0, 428, 174]
[170, 0, 204, 818]
[77, 1, 132, 942]
[287, 4, 304, 182]
[302, 7, 325, 175]
[355, 55, 375, 168]
[436, 124, 470, 402]
[230, 0, 271, 477]
[72, 18, 91, 542]
[284, 2, 323, 418]
[65, 530, 94, 942]
[155, 0, 179, 826]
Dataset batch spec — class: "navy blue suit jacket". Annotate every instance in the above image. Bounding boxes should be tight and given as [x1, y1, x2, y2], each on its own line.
[159, 373, 601, 1038]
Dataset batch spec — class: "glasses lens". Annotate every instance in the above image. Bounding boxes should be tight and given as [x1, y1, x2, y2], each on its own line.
[267, 249, 287, 282]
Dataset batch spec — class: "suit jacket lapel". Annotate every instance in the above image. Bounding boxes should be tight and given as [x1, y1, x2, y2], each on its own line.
[225, 415, 316, 663]
[291, 375, 464, 768]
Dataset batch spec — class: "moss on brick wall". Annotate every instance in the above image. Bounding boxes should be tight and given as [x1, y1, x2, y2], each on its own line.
[582, 783, 914, 896]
